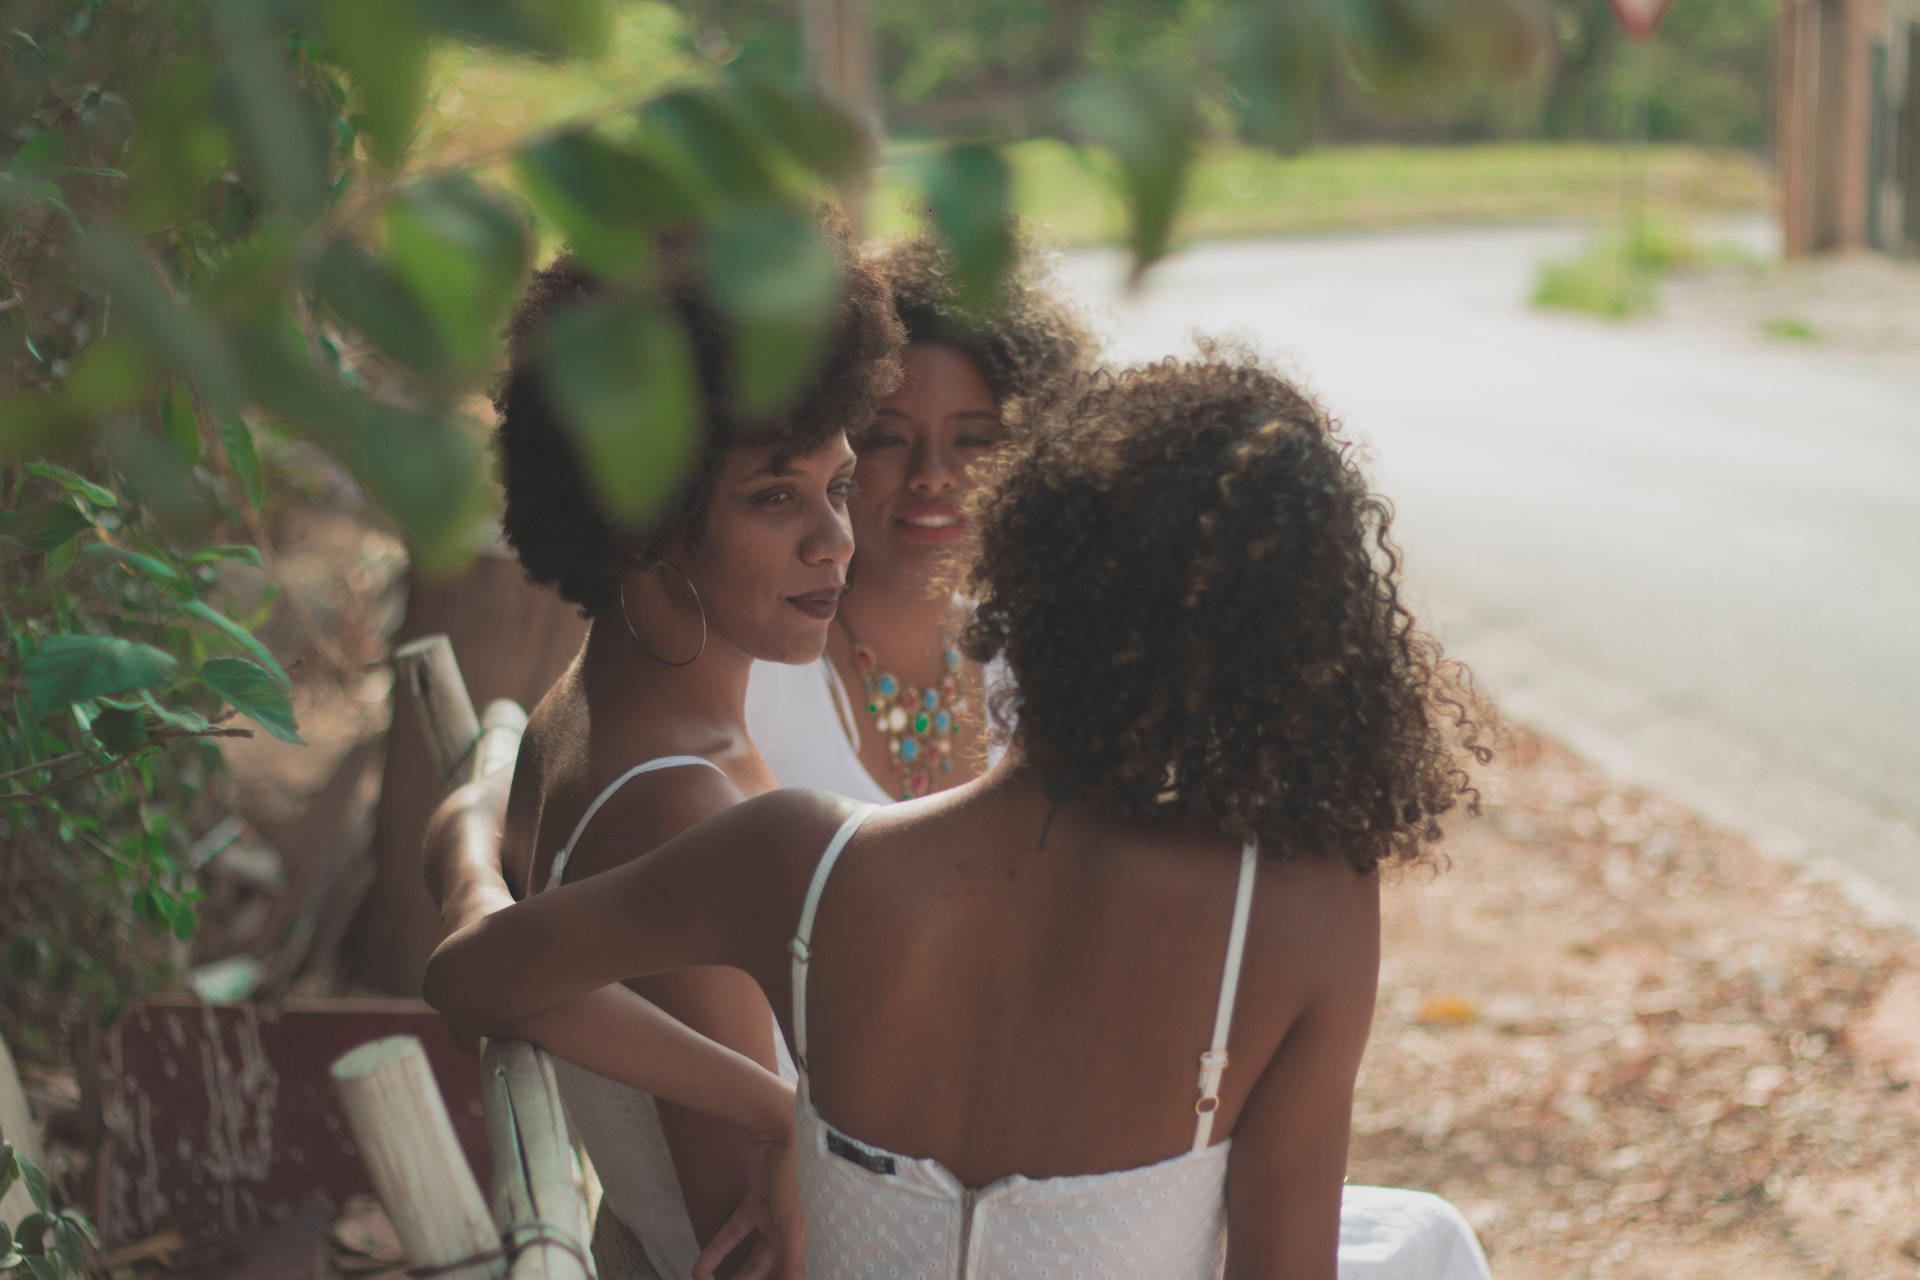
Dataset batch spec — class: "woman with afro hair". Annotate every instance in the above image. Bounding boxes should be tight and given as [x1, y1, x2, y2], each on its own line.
[429, 347, 1497, 1280]
[428, 210, 903, 1280]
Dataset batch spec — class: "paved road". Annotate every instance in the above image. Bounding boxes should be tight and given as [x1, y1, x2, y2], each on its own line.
[1060, 222, 1920, 928]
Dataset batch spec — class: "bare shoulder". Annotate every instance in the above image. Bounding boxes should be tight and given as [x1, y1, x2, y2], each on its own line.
[715, 787, 873, 884]
[560, 758, 748, 883]
[1244, 851, 1381, 985]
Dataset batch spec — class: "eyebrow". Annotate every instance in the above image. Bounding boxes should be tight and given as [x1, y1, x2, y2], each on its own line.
[743, 450, 857, 481]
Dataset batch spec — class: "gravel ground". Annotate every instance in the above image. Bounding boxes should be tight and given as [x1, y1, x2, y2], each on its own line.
[1355, 725, 1920, 1280]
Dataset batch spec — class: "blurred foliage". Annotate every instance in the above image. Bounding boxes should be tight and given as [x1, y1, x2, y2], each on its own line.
[1, 0, 1544, 1057]
[684, 0, 1775, 149]
[2, 1140, 98, 1277]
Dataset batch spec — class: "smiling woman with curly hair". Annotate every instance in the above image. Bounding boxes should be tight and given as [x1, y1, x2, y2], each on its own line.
[430, 343, 1495, 1280]
[746, 231, 1093, 803]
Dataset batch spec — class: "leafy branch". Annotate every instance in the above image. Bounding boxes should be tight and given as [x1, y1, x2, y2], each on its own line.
[0, 722, 254, 804]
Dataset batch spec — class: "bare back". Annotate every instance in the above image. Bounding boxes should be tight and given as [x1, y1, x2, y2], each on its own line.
[779, 778, 1380, 1190]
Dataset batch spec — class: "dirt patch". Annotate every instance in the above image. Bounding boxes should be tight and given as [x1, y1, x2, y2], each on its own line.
[1355, 726, 1920, 1280]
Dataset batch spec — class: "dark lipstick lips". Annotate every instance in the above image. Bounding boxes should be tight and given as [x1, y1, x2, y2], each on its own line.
[787, 589, 841, 620]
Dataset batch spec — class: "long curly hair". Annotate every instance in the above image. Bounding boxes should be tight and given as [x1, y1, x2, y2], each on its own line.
[494, 212, 904, 618]
[960, 347, 1492, 873]
[867, 233, 1091, 428]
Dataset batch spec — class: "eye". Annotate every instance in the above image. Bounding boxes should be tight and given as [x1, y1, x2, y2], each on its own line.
[751, 486, 795, 506]
[860, 428, 906, 450]
[828, 477, 859, 503]
[956, 432, 1003, 450]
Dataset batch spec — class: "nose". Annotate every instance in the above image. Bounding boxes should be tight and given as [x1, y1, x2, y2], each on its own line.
[906, 435, 959, 497]
[803, 495, 855, 569]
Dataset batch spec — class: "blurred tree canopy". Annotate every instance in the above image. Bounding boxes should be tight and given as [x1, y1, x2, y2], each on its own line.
[0, 0, 1543, 1052]
[682, 0, 1777, 148]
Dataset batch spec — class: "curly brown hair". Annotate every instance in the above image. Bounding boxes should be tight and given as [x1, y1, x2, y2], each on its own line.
[960, 348, 1491, 873]
[494, 213, 904, 617]
[867, 233, 1091, 427]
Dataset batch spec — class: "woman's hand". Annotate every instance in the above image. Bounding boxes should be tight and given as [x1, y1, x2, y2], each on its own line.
[693, 1119, 806, 1280]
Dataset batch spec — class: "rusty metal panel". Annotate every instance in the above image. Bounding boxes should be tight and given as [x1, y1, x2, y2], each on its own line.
[97, 997, 488, 1248]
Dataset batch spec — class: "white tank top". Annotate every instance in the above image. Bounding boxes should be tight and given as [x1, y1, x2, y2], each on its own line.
[744, 658, 892, 804]
[787, 805, 1252, 1278]
[544, 756, 800, 1280]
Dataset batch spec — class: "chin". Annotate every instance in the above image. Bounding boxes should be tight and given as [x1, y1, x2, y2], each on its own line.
[756, 623, 832, 666]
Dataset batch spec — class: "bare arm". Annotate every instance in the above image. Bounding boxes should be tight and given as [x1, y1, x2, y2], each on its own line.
[1224, 875, 1381, 1280]
[423, 786, 851, 1078]
[421, 766, 518, 927]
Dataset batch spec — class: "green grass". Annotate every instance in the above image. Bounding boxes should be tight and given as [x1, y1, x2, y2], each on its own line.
[1531, 211, 1762, 320]
[1759, 315, 1821, 342]
[871, 140, 1772, 249]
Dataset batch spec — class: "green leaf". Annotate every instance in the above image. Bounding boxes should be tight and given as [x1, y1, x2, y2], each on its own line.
[385, 174, 531, 376]
[159, 382, 202, 465]
[24, 1254, 59, 1280]
[58, 1210, 99, 1250]
[1060, 73, 1196, 281]
[63, 334, 152, 414]
[17, 1152, 50, 1214]
[180, 600, 289, 686]
[703, 207, 840, 417]
[5, 131, 66, 182]
[82, 232, 244, 418]
[309, 238, 448, 374]
[340, 405, 484, 560]
[729, 82, 869, 187]
[219, 414, 265, 508]
[12, 1212, 46, 1252]
[1214, 11, 1330, 153]
[918, 144, 1016, 310]
[0, 500, 90, 554]
[77, 542, 187, 592]
[322, 0, 429, 169]
[26, 462, 119, 510]
[0, 1143, 16, 1199]
[540, 296, 699, 524]
[640, 90, 782, 205]
[144, 887, 199, 943]
[187, 543, 263, 568]
[211, 2, 331, 220]
[126, 62, 232, 231]
[512, 130, 703, 277]
[197, 657, 301, 744]
[25, 635, 178, 715]
[89, 706, 150, 756]
[140, 690, 218, 734]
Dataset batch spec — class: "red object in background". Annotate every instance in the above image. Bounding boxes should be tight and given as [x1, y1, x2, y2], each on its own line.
[1606, 0, 1675, 41]
[96, 997, 488, 1248]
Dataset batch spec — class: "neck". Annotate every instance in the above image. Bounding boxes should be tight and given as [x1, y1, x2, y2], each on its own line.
[839, 570, 953, 668]
[579, 615, 754, 745]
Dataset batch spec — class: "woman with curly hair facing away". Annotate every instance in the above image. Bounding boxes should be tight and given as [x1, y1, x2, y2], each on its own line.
[431, 214, 902, 1280]
[429, 349, 1492, 1280]
[746, 234, 1090, 802]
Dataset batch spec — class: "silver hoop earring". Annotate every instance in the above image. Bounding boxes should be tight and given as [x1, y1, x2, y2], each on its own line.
[620, 560, 708, 667]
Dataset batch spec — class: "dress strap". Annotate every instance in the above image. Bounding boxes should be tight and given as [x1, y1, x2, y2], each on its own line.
[789, 804, 881, 1087]
[545, 756, 727, 891]
[1192, 840, 1259, 1151]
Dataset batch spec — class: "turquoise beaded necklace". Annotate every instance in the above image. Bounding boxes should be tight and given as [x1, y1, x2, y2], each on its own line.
[839, 615, 966, 800]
